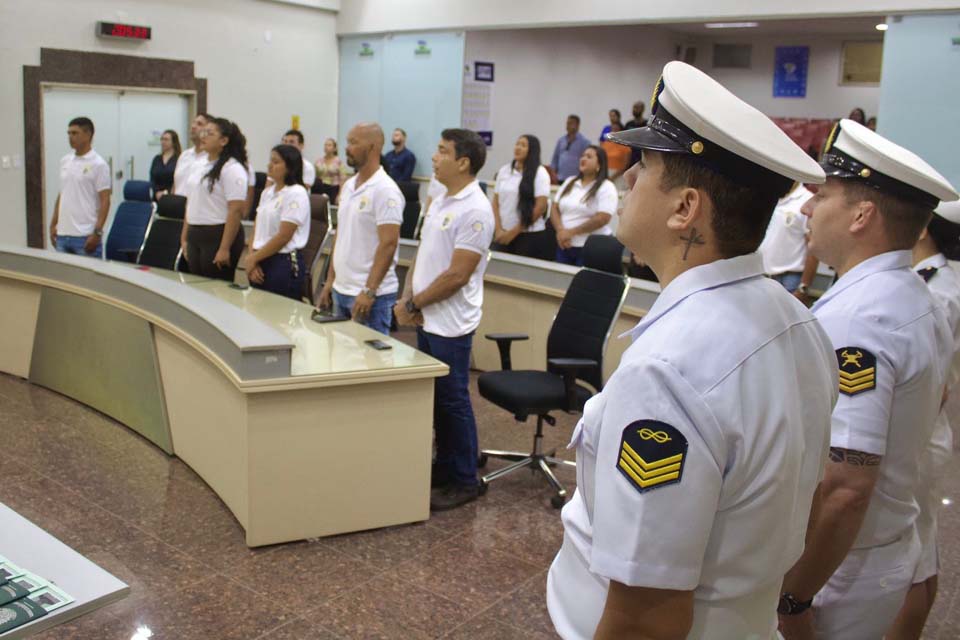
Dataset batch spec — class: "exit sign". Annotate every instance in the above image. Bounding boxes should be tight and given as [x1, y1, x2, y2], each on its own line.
[97, 21, 152, 41]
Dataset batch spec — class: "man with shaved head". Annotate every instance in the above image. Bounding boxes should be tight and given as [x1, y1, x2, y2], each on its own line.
[319, 123, 405, 334]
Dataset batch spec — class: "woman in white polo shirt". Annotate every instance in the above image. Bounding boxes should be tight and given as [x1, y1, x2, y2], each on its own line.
[549, 145, 618, 266]
[492, 134, 552, 260]
[180, 117, 249, 281]
[244, 145, 311, 299]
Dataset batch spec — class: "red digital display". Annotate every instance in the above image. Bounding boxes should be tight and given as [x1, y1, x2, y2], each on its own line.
[97, 21, 151, 41]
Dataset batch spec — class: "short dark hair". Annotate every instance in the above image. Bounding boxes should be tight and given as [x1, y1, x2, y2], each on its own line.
[610, 109, 622, 121]
[841, 181, 932, 249]
[395, 128, 407, 137]
[284, 129, 304, 145]
[928, 213, 960, 259]
[69, 117, 94, 135]
[196, 112, 213, 122]
[272, 144, 305, 187]
[441, 128, 486, 176]
[659, 153, 780, 258]
[567, 114, 581, 124]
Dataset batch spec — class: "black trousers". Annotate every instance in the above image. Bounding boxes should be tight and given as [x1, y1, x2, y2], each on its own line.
[252, 251, 305, 300]
[493, 229, 555, 261]
[186, 224, 245, 281]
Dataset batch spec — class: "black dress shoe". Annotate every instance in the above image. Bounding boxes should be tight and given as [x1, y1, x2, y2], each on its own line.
[431, 464, 453, 488]
[430, 484, 480, 511]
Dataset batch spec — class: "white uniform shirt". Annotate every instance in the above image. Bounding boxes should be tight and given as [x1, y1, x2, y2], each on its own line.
[333, 167, 404, 296]
[548, 254, 838, 640]
[757, 184, 812, 275]
[494, 163, 551, 232]
[252, 184, 311, 253]
[554, 178, 618, 247]
[413, 180, 494, 337]
[184, 158, 249, 225]
[174, 147, 206, 196]
[302, 158, 316, 188]
[57, 150, 111, 237]
[812, 250, 951, 549]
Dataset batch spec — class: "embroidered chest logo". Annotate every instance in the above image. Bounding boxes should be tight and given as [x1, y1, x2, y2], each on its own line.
[616, 420, 688, 494]
[358, 196, 370, 211]
[836, 346, 877, 396]
[440, 213, 454, 230]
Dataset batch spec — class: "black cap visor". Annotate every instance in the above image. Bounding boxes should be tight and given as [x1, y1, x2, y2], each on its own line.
[821, 151, 939, 209]
[607, 123, 688, 153]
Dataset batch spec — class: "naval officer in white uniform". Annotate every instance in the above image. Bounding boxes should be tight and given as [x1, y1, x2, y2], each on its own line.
[779, 119, 958, 639]
[547, 61, 838, 640]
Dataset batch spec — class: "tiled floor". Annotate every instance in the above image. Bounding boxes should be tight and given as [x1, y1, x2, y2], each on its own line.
[2, 330, 960, 638]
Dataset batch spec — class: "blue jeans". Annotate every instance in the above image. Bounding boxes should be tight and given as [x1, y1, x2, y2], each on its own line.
[417, 329, 478, 487]
[772, 271, 802, 293]
[332, 290, 397, 335]
[555, 246, 583, 266]
[56, 235, 102, 258]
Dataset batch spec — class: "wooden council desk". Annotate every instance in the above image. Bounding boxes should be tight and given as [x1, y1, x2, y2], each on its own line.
[0, 246, 447, 547]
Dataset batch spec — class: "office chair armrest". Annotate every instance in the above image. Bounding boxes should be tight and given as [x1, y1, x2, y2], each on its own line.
[484, 333, 529, 371]
[548, 358, 598, 412]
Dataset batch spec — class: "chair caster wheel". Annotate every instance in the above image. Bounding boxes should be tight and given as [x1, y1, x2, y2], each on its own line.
[551, 495, 566, 509]
[478, 454, 488, 468]
[478, 480, 488, 496]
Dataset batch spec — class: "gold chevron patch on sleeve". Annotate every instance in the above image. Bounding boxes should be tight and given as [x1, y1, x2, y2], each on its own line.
[836, 346, 877, 396]
[616, 420, 688, 494]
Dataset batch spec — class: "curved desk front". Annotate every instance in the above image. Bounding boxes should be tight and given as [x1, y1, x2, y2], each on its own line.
[0, 246, 447, 547]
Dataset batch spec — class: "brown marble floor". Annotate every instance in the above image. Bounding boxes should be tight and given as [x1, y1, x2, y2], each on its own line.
[2, 331, 960, 638]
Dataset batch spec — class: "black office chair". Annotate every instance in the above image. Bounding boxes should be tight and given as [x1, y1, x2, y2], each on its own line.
[138, 195, 188, 271]
[397, 181, 421, 240]
[301, 193, 330, 304]
[477, 235, 629, 508]
[248, 171, 267, 220]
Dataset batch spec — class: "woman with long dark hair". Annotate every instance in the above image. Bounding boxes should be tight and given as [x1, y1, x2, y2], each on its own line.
[550, 145, 618, 265]
[245, 145, 311, 299]
[150, 129, 181, 200]
[180, 117, 248, 281]
[492, 134, 551, 259]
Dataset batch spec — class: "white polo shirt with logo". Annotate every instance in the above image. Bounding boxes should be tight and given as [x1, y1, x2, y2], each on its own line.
[413, 180, 494, 337]
[57, 150, 111, 237]
[333, 167, 404, 296]
[494, 163, 551, 232]
[252, 184, 311, 253]
[554, 177, 618, 247]
[302, 158, 316, 188]
[757, 184, 813, 276]
[184, 157, 249, 225]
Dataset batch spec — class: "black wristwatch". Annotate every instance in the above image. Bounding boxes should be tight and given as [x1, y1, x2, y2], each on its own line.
[778, 593, 813, 615]
[405, 298, 420, 314]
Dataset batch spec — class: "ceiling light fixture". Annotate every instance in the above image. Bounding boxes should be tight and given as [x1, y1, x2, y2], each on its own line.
[705, 22, 759, 29]
[876, 23, 889, 31]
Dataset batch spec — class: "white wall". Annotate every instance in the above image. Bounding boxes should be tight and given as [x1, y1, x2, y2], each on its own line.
[464, 25, 881, 178]
[464, 26, 675, 180]
[0, 0, 338, 246]
[691, 35, 881, 119]
[338, 0, 960, 34]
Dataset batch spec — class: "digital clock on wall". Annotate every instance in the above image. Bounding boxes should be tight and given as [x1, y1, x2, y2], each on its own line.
[96, 21, 152, 41]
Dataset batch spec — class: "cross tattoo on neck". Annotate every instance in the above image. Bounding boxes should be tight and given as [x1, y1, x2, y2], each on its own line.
[679, 228, 705, 260]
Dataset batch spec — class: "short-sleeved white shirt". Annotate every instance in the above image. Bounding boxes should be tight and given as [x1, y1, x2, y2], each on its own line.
[554, 178, 618, 247]
[57, 150, 111, 237]
[184, 157, 249, 225]
[302, 158, 316, 188]
[252, 184, 311, 253]
[494, 163, 551, 232]
[757, 185, 813, 275]
[333, 167, 404, 296]
[174, 147, 206, 196]
[812, 250, 951, 549]
[548, 254, 838, 639]
[413, 180, 494, 337]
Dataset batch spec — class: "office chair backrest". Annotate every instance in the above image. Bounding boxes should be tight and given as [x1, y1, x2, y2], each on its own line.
[301, 193, 329, 303]
[581, 234, 625, 275]
[106, 180, 154, 262]
[546, 235, 629, 391]
[248, 171, 268, 220]
[157, 194, 187, 220]
[138, 216, 185, 271]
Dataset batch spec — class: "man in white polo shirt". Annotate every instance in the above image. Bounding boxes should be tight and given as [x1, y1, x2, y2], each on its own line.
[318, 123, 403, 334]
[173, 112, 211, 196]
[282, 129, 317, 189]
[395, 128, 494, 511]
[49, 117, 111, 258]
[757, 181, 815, 293]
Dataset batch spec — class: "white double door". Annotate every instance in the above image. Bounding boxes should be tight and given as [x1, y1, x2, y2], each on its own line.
[42, 86, 191, 247]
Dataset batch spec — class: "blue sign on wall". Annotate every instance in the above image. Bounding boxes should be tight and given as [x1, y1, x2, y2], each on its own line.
[773, 46, 809, 98]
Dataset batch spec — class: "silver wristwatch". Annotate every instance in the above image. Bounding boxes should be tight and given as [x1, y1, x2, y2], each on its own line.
[361, 287, 377, 299]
